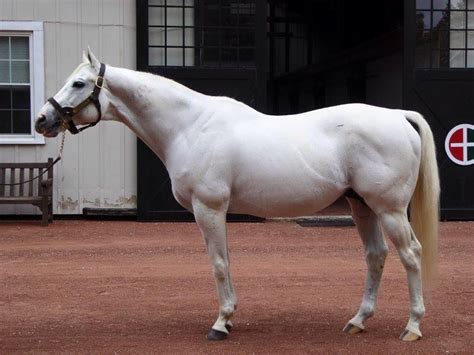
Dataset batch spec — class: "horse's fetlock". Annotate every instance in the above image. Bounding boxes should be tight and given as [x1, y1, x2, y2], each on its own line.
[413, 304, 425, 320]
[220, 304, 235, 318]
[360, 303, 375, 319]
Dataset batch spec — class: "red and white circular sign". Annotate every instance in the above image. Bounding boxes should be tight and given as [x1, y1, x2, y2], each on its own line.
[445, 124, 474, 166]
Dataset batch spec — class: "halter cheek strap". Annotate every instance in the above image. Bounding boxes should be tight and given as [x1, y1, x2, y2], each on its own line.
[48, 63, 106, 135]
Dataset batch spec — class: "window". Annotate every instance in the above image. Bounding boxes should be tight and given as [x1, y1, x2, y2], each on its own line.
[147, 0, 256, 67]
[0, 21, 44, 144]
[416, 0, 474, 68]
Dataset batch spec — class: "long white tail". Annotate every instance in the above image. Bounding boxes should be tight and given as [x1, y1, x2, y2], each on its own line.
[404, 111, 440, 286]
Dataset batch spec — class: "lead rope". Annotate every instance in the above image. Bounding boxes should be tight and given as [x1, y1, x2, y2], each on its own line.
[0, 132, 66, 186]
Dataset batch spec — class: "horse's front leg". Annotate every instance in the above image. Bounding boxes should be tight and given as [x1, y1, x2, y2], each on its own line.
[193, 198, 237, 341]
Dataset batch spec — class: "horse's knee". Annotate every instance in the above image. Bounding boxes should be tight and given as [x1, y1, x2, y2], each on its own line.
[212, 258, 228, 280]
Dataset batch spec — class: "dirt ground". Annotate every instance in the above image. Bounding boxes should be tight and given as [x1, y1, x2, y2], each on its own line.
[0, 220, 472, 353]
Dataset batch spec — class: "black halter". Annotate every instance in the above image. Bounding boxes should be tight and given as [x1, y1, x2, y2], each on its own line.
[48, 63, 106, 135]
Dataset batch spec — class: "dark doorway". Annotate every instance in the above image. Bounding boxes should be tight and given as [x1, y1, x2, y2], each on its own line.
[404, 0, 474, 219]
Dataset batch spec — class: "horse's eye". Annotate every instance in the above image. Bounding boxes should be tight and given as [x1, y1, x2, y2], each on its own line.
[72, 81, 85, 88]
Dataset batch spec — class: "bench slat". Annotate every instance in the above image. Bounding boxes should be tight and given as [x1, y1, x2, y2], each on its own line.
[0, 168, 4, 195]
[38, 168, 43, 195]
[29, 168, 34, 197]
[19, 168, 25, 196]
[9, 168, 15, 197]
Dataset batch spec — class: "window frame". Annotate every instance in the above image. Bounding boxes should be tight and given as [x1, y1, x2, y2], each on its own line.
[0, 21, 44, 145]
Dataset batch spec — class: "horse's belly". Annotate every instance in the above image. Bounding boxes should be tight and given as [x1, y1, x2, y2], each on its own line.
[228, 168, 346, 218]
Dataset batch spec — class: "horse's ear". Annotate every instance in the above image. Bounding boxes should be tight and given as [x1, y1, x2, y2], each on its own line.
[86, 46, 101, 71]
[82, 50, 89, 64]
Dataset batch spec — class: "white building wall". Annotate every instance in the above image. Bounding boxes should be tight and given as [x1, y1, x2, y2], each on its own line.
[0, 0, 137, 214]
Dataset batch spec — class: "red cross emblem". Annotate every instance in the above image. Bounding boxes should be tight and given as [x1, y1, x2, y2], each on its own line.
[445, 124, 474, 166]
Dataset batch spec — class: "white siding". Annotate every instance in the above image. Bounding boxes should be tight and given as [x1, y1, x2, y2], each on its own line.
[0, 0, 137, 214]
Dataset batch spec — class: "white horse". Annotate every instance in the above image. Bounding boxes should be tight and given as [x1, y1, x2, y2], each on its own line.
[36, 48, 440, 342]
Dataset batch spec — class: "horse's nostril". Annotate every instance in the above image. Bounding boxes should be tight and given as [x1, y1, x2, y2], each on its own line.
[36, 114, 46, 125]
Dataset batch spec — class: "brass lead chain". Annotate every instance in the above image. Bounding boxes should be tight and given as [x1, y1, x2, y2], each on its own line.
[59, 131, 66, 159]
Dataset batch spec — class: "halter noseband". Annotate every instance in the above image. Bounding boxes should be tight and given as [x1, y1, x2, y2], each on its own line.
[48, 63, 106, 135]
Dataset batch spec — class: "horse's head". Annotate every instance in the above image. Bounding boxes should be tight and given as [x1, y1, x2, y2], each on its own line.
[35, 48, 108, 137]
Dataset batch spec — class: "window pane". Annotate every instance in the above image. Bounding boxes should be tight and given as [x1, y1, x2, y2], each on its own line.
[0, 87, 11, 108]
[416, 0, 431, 9]
[451, 0, 466, 9]
[239, 29, 255, 46]
[185, 8, 194, 26]
[167, 7, 183, 26]
[433, 11, 449, 29]
[149, 28, 165, 46]
[0, 61, 9, 83]
[167, 48, 183, 66]
[184, 48, 194, 66]
[167, 28, 183, 46]
[416, 11, 431, 30]
[451, 11, 466, 29]
[149, 0, 165, 5]
[416, 41, 431, 67]
[450, 49, 466, 66]
[433, 30, 450, 48]
[12, 110, 30, 134]
[203, 29, 220, 46]
[185, 28, 194, 46]
[450, 30, 466, 48]
[222, 29, 238, 46]
[0, 110, 12, 133]
[148, 7, 164, 26]
[468, 49, 474, 66]
[433, 0, 449, 9]
[468, 31, 474, 47]
[12, 86, 30, 109]
[469, 0, 474, 9]
[149, 47, 165, 65]
[221, 48, 237, 63]
[0, 37, 9, 59]
[11, 37, 29, 60]
[11, 61, 29, 83]
[202, 48, 219, 64]
[468, 12, 474, 28]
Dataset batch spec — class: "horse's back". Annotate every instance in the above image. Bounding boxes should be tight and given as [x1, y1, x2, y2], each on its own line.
[225, 103, 421, 216]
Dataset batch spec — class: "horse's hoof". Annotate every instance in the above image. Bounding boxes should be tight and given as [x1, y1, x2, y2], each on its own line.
[400, 329, 421, 341]
[343, 322, 364, 334]
[225, 323, 233, 332]
[207, 328, 228, 341]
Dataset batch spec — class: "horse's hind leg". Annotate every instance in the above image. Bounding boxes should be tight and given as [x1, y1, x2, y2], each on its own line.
[343, 198, 388, 335]
[378, 210, 424, 341]
[193, 199, 237, 341]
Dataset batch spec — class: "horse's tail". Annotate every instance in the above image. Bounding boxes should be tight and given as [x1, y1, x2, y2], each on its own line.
[403, 110, 440, 287]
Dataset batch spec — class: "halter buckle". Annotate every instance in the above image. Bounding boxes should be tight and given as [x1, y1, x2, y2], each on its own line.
[95, 76, 104, 89]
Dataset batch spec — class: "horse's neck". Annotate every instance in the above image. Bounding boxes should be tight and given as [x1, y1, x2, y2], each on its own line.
[103, 66, 205, 163]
